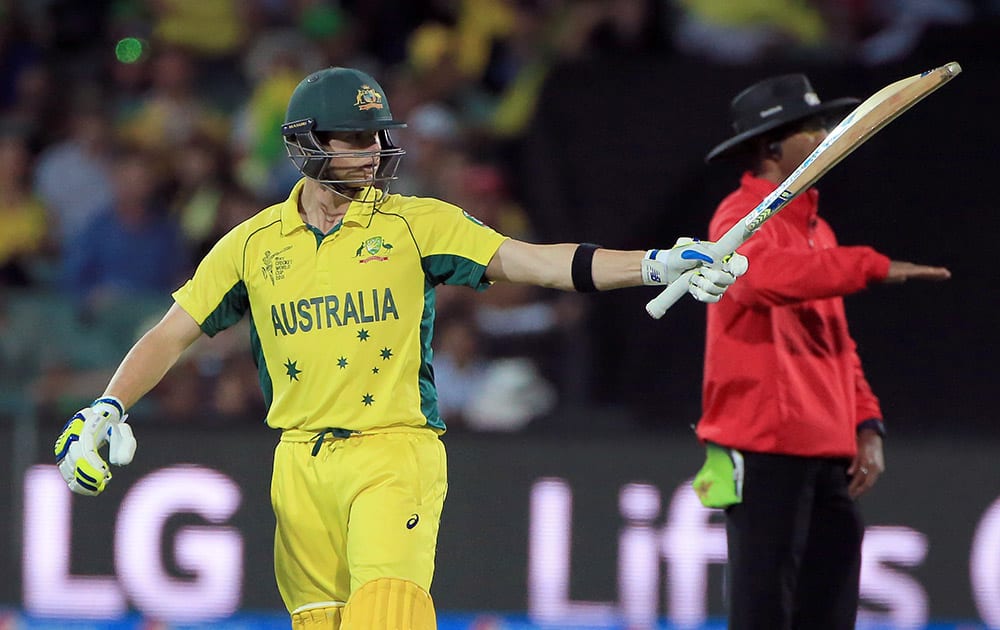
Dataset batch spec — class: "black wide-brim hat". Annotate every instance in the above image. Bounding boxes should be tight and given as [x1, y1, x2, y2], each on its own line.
[706, 74, 860, 163]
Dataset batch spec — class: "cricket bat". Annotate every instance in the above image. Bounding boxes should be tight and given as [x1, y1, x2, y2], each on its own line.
[646, 61, 962, 319]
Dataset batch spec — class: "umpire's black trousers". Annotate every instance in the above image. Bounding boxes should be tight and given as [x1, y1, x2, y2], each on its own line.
[724, 451, 864, 630]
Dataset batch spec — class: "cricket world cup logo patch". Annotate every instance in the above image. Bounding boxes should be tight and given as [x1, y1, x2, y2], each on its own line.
[355, 85, 383, 111]
[356, 236, 393, 263]
[262, 246, 294, 285]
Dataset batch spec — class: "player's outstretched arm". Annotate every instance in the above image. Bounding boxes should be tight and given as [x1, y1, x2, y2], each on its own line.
[54, 303, 203, 496]
[485, 238, 747, 303]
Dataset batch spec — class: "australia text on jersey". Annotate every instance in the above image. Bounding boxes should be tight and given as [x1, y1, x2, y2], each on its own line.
[271, 288, 399, 335]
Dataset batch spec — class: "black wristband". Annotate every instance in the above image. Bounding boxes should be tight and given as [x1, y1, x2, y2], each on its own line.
[571, 243, 601, 293]
[857, 418, 887, 439]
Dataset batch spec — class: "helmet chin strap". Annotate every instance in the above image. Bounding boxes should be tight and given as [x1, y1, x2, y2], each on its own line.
[321, 181, 364, 201]
[318, 179, 384, 207]
[318, 155, 387, 202]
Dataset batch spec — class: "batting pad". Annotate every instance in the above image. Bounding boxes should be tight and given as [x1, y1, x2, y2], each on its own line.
[341, 577, 436, 629]
[290, 602, 343, 629]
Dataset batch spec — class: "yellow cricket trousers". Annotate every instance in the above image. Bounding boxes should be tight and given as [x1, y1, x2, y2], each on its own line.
[271, 427, 447, 612]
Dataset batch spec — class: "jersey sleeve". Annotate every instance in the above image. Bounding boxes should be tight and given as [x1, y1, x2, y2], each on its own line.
[410, 200, 509, 290]
[172, 227, 250, 336]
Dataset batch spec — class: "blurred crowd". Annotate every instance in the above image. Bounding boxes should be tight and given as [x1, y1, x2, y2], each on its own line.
[0, 0, 988, 431]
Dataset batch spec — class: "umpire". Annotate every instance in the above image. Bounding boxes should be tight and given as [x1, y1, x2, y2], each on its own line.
[693, 74, 951, 630]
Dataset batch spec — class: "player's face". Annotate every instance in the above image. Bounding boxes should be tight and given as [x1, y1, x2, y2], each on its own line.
[321, 131, 381, 182]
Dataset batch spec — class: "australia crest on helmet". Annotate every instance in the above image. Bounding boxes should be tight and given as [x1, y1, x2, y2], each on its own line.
[355, 85, 384, 112]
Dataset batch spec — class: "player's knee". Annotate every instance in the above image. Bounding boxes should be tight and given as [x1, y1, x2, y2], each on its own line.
[290, 601, 344, 629]
[341, 577, 436, 630]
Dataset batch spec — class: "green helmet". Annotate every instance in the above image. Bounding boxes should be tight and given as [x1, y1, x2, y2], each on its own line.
[281, 67, 406, 191]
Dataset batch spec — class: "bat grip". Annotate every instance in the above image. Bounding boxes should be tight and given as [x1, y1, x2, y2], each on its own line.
[645, 223, 751, 319]
[645, 269, 695, 319]
[715, 225, 750, 260]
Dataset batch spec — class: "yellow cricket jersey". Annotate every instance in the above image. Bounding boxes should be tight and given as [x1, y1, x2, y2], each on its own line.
[172, 179, 508, 434]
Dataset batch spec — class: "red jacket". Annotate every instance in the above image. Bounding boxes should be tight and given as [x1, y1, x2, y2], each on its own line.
[698, 172, 891, 458]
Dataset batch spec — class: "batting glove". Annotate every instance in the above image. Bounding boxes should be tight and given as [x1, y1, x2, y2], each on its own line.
[54, 396, 137, 496]
[642, 238, 748, 303]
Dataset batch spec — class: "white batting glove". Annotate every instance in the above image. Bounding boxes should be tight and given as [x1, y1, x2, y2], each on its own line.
[642, 238, 748, 303]
[54, 396, 137, 496]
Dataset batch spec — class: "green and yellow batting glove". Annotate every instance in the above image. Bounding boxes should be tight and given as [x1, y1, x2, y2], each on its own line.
[54, 396, 137, 496]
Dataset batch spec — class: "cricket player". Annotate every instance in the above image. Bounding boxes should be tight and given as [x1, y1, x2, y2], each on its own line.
[53, 66, 747, 629]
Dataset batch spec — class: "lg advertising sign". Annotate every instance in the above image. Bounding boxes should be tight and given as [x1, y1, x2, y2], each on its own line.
[22, 465, 243, 622]
[16, 435, 1000, 628]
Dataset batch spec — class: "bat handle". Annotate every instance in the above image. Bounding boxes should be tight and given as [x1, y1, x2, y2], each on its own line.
[646, 223, 751, 319]
[645, 269, 696, 319]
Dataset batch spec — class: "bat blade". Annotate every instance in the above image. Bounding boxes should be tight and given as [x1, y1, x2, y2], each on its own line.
[646, 61, 962, 319]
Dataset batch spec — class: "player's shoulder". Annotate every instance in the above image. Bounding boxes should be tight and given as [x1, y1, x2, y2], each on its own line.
[381, 192, 464, 218]
[383, 193, 497, 236]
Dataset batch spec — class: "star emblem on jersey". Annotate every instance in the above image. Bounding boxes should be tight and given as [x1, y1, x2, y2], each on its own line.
[380, 347, 393, 360]
[362, 393, 375, 406]
[284, 359, 302, 381]
[372, 367, 379, 374]
[357, 328, 370, 342]
[355, 236, 393, 263]
[337, 357, 348, 369]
